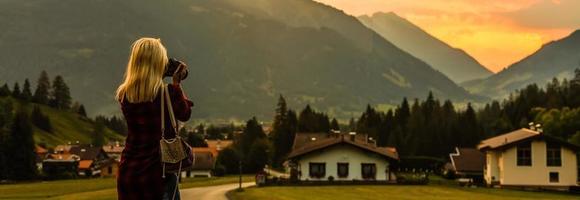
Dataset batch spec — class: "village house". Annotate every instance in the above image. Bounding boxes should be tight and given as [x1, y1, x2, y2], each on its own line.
[182, 148, 216, 178]
[447, 147, 485, 184]
[102, 141, 124, 162]
[42, 153, 80, 178]
[477, 128, 580, 190]
[287, 132, 398, 182]
[69, 145, 113, 177]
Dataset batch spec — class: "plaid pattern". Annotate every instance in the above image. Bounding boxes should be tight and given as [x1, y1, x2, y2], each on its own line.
[117, 84, 193, 200]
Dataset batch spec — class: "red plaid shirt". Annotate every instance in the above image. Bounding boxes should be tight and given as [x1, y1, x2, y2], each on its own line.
[117, 84, 193, 200]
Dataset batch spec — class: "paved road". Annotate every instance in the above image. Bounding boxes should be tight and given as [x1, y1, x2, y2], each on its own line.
[180, 182, 255, 200]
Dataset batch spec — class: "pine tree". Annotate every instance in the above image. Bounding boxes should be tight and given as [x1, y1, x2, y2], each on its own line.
[31, 106, 52, 132]
[271, 95, 296, 168]
[34, 71, 51, 104]
[0, 83, 10, 96]
[12, 82, 21, 98]
[5, 107, 37, 180]
[50, 75, 71, 109]
[0, 101, 13, 179]
[238, 117, 265, 155]
[21, 79, 33, 101]
[92, 120, 106, 147]
[330, 118, 339, 131]
[78, 104, 87, 117]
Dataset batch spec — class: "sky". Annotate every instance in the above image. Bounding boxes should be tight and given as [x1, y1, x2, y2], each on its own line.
[314, 0, 580, 73]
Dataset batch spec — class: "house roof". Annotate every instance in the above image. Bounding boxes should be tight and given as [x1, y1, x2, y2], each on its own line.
[449, 148, 484, 173]
[54, 144, 77, 153]
[46, 153, 80, 161]
[292, 132, 371, 150]
[192, 151, 215, 171]
[70, 145, 108, 161]
[79, 160, 94, 169]
[192, 147, 218, 158]
[36, 146, 48, 154]
[206, 140, 233, 152]
[287, 134, 398, 160]
[477, 128, 580, 151]
[102, 145, 124, 154]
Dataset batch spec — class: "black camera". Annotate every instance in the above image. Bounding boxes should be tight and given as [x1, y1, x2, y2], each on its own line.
[164, 58, 188, 80]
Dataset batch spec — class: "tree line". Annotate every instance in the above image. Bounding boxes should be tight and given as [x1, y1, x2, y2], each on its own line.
[212, 69, 580, 175]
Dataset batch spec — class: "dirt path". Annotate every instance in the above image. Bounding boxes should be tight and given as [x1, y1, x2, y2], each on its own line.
[180, 182, 255, 200]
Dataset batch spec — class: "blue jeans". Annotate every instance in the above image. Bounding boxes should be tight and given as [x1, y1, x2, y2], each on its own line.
[163, 173, 181, 200]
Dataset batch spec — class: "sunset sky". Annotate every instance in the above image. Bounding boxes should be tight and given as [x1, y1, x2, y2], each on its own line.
[314, 0, 580, 73]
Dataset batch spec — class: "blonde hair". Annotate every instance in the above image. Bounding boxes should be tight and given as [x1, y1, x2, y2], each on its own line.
[116, 37, 168, 103]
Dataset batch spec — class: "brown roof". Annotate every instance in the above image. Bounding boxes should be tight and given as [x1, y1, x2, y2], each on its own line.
[36, 146, 48, 154]
[449, 148, 484, 174]
[79, 160, 94, 170]
[206, 140, 233, 152]
[477, 128, 580, 151]
[477, 128, 540, 150]
[55, 144, 77, 153]
[192, 151, 215, 171]
[287, 134, 398, 160]
[192, 147, 218, 158]
[46, 153, 80, 161]
[70, 145, 108, 161]
[102, 144, 124, 154]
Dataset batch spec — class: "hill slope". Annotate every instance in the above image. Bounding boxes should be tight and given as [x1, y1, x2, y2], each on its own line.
[0, 97, 124, 147]
[358, 12, 492, 83]
[0, 0, 481, 120]
[462, 30, 580, 99]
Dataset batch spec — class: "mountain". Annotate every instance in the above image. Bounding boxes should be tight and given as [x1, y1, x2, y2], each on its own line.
[0, 0, 481, 121]
[0, 97, 124, 147]
[358, 12, 492, 83]
[462, 30, 580, 99]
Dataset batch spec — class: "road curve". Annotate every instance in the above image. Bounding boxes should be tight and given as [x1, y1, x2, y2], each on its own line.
[180, 182, 255, 200]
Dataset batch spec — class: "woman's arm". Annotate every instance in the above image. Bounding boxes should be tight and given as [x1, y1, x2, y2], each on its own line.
[168, 62, 193, 122]
[168, 83, 193, 122]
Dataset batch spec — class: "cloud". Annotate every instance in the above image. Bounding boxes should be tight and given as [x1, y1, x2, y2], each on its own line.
[314, 0, 575, 73]
[502, 0, 580, 29]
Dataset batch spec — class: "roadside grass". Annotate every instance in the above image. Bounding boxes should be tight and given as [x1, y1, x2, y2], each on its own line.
[228, 185, 579, 200]
[0, 175, 254, 200]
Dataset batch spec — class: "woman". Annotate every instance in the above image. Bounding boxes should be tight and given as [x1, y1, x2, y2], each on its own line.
[116, 38, 193, 200]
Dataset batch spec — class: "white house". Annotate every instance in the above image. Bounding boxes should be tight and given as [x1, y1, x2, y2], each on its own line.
[287, 132, 398, 182]
[477, 128, 579, 190]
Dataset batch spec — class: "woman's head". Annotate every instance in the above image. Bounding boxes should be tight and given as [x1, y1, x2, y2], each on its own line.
[116, 37, 168, 103]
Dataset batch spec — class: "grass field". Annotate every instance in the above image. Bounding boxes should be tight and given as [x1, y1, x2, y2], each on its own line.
[228, 185, 580, 200]
[0, 175, 254, 200]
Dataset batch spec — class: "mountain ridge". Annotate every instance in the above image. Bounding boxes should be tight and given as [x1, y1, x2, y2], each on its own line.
[358, 12, 493, 83]
[462, 29, 580, 98]
[0, 0, 482, 120]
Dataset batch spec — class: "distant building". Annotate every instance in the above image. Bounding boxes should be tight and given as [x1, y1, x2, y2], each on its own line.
[69, 145, 111, 177]
[478, 128, 580, 190]
[35, 145, 49, 170]
[206, 139, 233, 154]
[182, 148, 216, 178]
[448, 147, 485, 183]
[42, 153, 80, 179]
[102, 141, 124, 162]
[287, 132, 398, 182]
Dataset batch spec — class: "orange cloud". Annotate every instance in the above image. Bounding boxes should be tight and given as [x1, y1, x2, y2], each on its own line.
[314, 0, 577, 73]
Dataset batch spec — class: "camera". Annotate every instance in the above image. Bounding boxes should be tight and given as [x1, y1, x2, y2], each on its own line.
[164, 58, 188, 80]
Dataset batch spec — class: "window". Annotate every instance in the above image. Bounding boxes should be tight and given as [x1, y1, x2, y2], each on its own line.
[309, 163, 325, 178]
[549, 172, 559, 183]
[108, 166, 113, 174]
[361, 163, 376, 179]
[517, 142, 532, 166]
[546, 143, 561, 166]
[337, 163, 349, 178]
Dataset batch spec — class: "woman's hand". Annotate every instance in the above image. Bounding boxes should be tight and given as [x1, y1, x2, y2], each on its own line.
[172, 61, 188, 85]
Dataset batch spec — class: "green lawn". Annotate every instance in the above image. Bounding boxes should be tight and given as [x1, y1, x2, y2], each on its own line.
[0, 175, 254, 200]
[229, 185, 580, 200]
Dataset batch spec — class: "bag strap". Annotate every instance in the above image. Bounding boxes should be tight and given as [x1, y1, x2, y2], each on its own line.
[161, 83, 178, 139]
